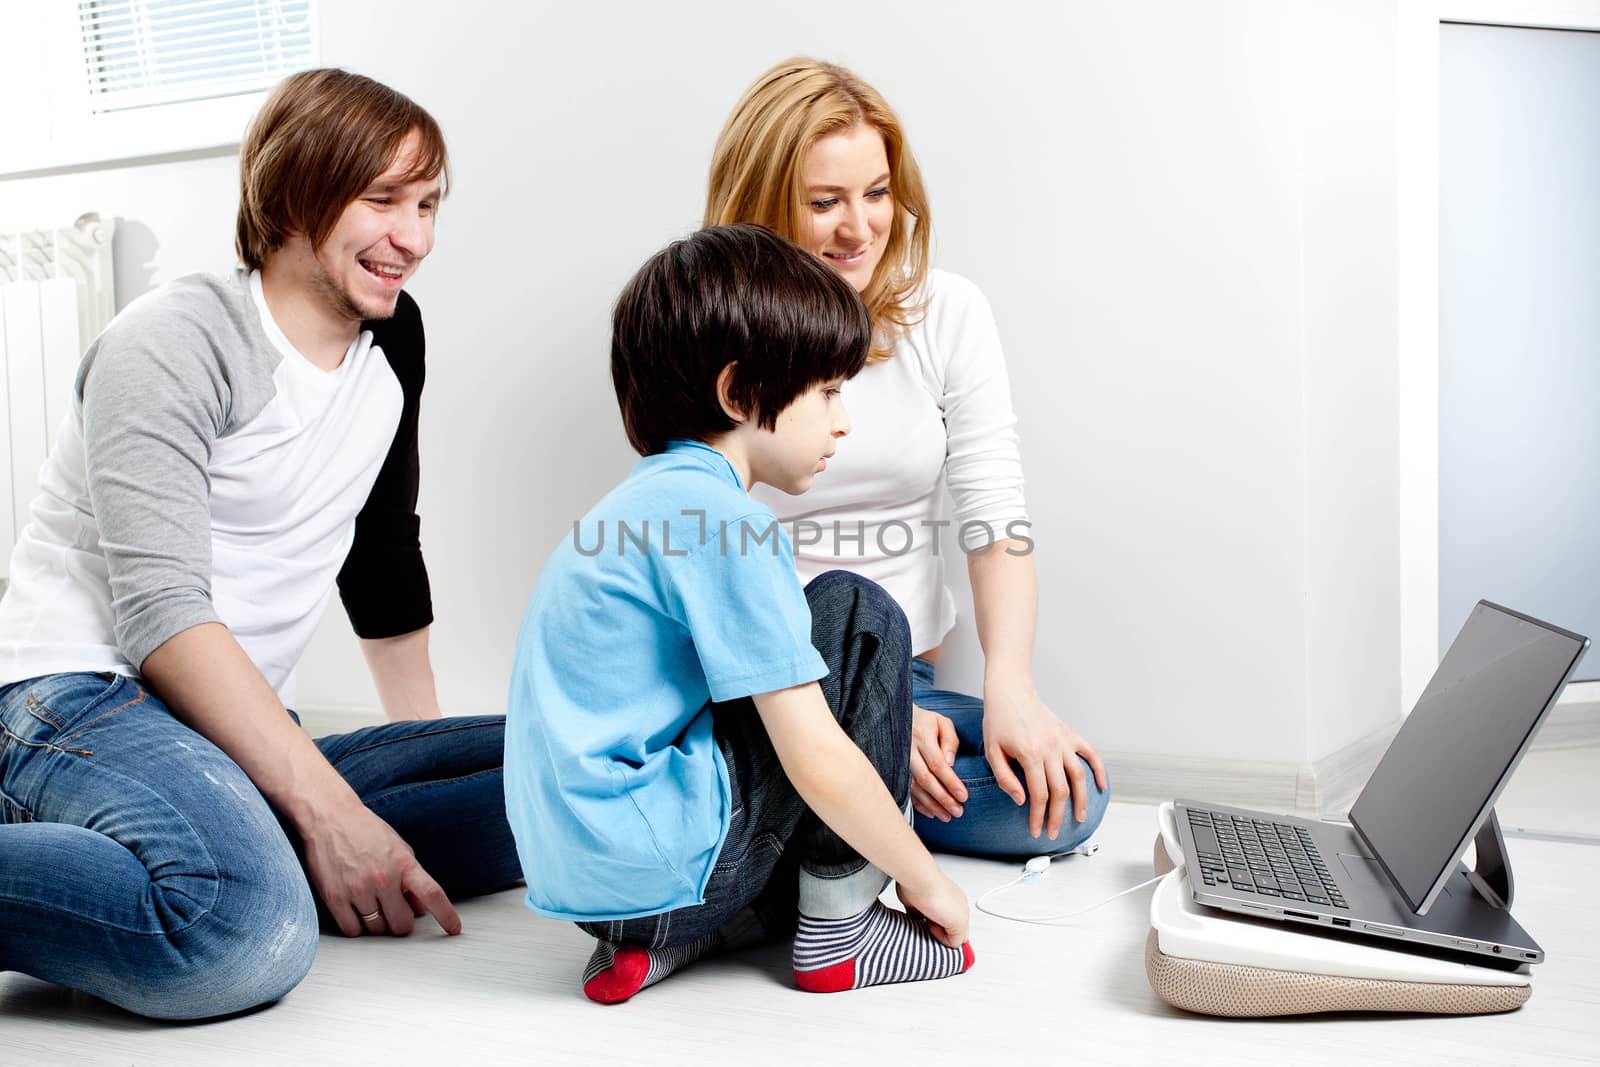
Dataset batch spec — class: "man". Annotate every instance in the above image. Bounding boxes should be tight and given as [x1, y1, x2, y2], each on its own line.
[0, 69, 518, 1020]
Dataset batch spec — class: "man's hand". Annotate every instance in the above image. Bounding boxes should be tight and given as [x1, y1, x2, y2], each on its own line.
[910, 704, 967, 821]
[981, 678, 1107, 840]
[301, 799, 462, 938]
[141, 624, 463, 938]
[895, 870, 970, 947]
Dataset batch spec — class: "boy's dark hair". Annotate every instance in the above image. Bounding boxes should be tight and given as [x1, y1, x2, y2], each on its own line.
[611, 224, 871, 456]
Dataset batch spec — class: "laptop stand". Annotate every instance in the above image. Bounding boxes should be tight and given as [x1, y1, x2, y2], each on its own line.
[1467, 809, 1513, 910]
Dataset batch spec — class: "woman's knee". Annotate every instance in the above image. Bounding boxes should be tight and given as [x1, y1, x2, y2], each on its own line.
[1075, 757, 1110, 831]
[1047, 758, 1111, 852]
[915, 755, 1109, 859]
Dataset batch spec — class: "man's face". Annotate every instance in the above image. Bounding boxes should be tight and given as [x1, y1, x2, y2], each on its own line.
[306, 129, 439, 323]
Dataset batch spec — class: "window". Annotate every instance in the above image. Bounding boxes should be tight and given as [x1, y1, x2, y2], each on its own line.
[0, 1, 317, 177]
[1437, 21, 1600, 677]
[79, 0, 313, 114]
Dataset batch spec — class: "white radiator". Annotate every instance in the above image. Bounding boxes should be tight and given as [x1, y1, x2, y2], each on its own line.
[0, 213, 116, 579]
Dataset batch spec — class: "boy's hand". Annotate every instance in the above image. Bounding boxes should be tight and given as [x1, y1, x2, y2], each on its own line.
[754, 681, 968, 945]
[895, 871, 970, 947]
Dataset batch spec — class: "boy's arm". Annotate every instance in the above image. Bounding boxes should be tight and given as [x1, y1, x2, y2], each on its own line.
[752, 681, 970, 946]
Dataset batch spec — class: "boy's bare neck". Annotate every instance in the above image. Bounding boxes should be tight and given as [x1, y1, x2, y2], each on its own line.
[698, 433, 752, 493]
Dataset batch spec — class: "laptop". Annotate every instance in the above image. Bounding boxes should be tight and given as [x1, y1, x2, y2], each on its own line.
[1174, 600, 1587, 964]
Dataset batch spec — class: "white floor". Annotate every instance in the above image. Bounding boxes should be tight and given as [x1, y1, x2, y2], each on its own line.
[5, 781, 1599, 1067]
[1494, 745, 1600, 840]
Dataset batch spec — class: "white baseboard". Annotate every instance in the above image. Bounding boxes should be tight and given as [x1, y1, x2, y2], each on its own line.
[1103, 723, 1396, 819]
[1295, 723, 1400, 817]
[1539, 695, 1600, 749]
[295, 702, 383, 736]
[1100, 750, 1308, 815]
[1105, 695, 1598, 818]
[295, 703, 513, 735]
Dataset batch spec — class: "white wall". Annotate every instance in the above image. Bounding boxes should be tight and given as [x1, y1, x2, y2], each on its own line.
[0, 154, 240, 298]
[1301, 2, 1401, 760]
[0, 0, 1406, 767]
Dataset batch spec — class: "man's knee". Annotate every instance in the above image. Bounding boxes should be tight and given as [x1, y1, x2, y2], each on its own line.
[123, 876, 319, 1020]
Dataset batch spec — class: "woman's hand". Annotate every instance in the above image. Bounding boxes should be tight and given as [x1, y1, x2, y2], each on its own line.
[910, 704, 967, 821]
[981, 678, 1107, 840]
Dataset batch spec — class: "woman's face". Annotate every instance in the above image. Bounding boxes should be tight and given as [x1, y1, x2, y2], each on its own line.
[802, 123, 893, 293]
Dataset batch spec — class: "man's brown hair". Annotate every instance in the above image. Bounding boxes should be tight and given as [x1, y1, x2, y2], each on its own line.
[235, 68, 448, 270]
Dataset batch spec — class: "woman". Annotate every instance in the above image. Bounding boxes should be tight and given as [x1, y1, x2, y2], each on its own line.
[706, 58, 1110, 857]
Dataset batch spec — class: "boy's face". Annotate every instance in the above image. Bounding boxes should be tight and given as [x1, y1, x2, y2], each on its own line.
[749, 378, 851, 495]
[298, 129, 440, 324]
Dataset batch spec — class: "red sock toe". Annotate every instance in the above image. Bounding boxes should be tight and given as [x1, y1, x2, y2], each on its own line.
[794, 957, 856, 994]
[584, 945, 651, 1004]
[961, 941, 975, 972]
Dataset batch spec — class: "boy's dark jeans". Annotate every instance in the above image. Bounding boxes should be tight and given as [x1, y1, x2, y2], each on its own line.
[578, 570, 912, 949]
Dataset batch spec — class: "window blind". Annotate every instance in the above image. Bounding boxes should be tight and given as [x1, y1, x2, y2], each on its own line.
[78, 0, 313, 114]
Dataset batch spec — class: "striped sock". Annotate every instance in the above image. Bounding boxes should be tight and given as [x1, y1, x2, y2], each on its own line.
[792, 902, 975, 993]
[581, 931, 722, 1004]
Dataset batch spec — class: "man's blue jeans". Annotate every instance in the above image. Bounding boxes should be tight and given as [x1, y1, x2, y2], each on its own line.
[910, 658, 1110, 857]
[0, 672, 520, 1020]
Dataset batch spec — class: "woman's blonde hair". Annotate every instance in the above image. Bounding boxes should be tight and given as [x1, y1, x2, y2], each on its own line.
[705, 58, 931, 362]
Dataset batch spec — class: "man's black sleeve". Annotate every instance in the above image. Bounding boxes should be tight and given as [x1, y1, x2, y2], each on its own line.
[337, 289, 433, 638]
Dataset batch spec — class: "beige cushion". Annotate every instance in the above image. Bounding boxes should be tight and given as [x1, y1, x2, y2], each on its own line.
[1146, 930, 1530, 1017]
[1146, 832, 1530, 1017]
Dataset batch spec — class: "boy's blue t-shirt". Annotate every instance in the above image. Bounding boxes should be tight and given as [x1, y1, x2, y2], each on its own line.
[504, 440, 828, 921]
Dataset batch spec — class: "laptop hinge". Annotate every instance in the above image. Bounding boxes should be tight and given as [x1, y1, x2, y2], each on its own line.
[1465, 809, 1514, 910]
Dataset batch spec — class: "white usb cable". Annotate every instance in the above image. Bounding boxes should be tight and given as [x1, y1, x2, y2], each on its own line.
[974, 843, 1165, 926]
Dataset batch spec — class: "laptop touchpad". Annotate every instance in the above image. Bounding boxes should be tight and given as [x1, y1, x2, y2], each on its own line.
[1337, 852, 1452, 896]
[1337, 852, 1390, 890]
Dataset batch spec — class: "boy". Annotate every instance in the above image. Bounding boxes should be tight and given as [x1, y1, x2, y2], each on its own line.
[504, 224, 974, 1003]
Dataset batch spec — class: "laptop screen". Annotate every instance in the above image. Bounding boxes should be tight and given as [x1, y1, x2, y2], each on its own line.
[1351, 601, 1586, 913]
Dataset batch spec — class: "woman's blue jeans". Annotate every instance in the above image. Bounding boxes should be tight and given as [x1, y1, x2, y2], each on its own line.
[0, 672, 520, 1020]
[910, 658, 1110, 858]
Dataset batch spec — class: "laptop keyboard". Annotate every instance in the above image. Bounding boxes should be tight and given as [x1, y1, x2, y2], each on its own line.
[1185, 808, 1349, 908]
